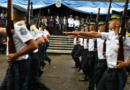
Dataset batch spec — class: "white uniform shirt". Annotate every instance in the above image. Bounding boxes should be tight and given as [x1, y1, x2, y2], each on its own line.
[39, 27, 44, 36]
[43, 29, 49, 37]
[123, 34, 130, 62]
[74, 37, 80, 45]
[84, 39, 88, 49]
[6, 21, 33, 61]
[88, 38, 95, 51]
[97, 38, 106, 59]
[80, 38, 84, 46]
[30, 25, 41, 53]
[68, 18, 74, 27]
[74, 38, 76, 45]
[43, 29, 50, 42]
[74, 20, 80, 28]
[101, 31, 119, 68]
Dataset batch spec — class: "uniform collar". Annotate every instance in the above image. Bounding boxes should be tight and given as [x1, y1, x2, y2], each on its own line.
[32, 25, 37, 29]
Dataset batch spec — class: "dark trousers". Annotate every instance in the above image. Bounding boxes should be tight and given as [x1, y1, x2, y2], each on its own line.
[56, 25, 59, 35]
[48, 26, 53, 35]
[81, 49, 89, 77]
[62, 24, 67, 35]
[87, 52, 98, 90]
[1, 20, 6, 28]
[25, 53, 50, 90]
[45, 42, 51, 61]
[97, 69, 127, 90]
[0, 60, 28, 90]
[73, 46, 84, 67]
[74, 46, 84, 68]
[71, 44, 80, 67]
[68, 27, 73, 32]
[95, 60, 107, 88]
[42, 44, 46, 62]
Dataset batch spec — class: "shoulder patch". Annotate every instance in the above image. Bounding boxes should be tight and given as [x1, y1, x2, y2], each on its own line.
[40, 28, 43, 31]
[17, 22, 23, 26]
[19, 27, 27, 35]
[114, 49, 117, 53]
[126, 31, 130, 37]
[31, 27, 35, 31]
[34, 31, 39, 35]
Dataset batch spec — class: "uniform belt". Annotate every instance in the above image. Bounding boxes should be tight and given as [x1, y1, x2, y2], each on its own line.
[98, 59, 106, 62]
[84, 49, 88, 50]
[107, 67, 121, 70]
[8, 59, 27, 64]
[75, 44, 80, 46]
[89, 51, 94, 53]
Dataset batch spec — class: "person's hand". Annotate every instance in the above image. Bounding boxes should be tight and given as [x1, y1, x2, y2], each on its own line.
[116, 61, 127, 69]
[82, 41, 84, 44]
[7, 53, 18, 62]
[94, 48, 97, 52]
[103, 52, 106, 57]
[63, 32, 72, 35]
[64, 32, 78, 35]
[68, 35, 77, 38]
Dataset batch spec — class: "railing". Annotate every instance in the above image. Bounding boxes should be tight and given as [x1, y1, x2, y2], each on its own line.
[47, 35, 74, 54]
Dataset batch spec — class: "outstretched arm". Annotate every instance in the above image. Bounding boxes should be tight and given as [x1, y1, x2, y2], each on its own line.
[0, 28, 7, 35]
[78, 32, 102, 38]
[64, 32, 102, 38]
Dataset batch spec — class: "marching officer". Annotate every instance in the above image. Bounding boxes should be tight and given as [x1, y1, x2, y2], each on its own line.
[0, 4, 38, 90]
[79, 23, 89, 81]
[65, 10, 128, 90]
[26, 16, 53, 90]
[95, 18, 107, 88]
[71, 27, 80, 68]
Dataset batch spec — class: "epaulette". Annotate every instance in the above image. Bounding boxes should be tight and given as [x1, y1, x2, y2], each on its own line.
[31, 27, 35, 31]
[126, 31, 130, 37]
[110, 29, 114, 32]
[40, 28, 43, 31]
[17, 22, 23, 26]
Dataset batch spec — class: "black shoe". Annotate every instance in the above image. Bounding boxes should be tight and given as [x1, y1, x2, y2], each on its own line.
[127, 81, 130, 84]
[48, 59, 51, 65]
[79, 72, 84, 75]
[78, 66, 81, 72]
[71, 66, 78, 68]
[39, 69, 44, 77]
[79, 77, 88, 81]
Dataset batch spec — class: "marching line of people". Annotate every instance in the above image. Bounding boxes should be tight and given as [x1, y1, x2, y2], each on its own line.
[64, 10, 130, 90]
[0, 4, 53, 90]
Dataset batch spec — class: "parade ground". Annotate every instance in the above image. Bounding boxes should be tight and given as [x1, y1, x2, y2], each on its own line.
[0, 54, 130, 90]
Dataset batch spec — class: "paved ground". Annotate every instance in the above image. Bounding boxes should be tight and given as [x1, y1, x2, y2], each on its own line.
[0, 54, 130, 90]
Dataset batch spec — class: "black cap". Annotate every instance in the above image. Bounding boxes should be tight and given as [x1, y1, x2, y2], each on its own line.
[90, 20, 96, 25]
[111, 10, 122, 20]
[75, 27, 79, 30]
[98, 18, 106, 25]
